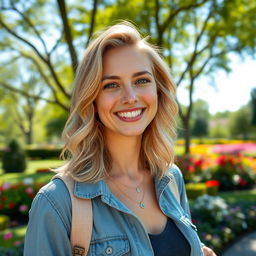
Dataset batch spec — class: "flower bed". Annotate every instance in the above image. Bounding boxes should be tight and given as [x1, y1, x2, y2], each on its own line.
[0, 179, 44, 225]
[176, 153, 255, 191]
[191, 195, 256, 254]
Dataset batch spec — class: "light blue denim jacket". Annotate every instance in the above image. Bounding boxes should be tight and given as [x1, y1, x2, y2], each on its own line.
[24, 164, 203, 256]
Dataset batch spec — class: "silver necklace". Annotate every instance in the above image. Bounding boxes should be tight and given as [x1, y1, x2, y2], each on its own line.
[108, 175, 145, 209]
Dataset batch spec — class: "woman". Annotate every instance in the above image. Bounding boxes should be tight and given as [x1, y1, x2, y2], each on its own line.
[24, 22, 216, 256]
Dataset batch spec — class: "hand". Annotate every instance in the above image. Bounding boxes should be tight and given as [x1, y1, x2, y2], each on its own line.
[202, 246, 217, 256]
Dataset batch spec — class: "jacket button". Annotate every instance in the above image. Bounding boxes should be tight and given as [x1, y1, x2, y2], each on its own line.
[105, 246, 113, 254]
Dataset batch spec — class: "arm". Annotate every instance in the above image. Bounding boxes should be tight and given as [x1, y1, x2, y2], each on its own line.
[171, 164, 217, 256]
[24, 181, 72, 256]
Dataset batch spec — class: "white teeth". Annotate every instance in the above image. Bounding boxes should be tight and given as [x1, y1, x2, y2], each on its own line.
[117, 109, 143, 118]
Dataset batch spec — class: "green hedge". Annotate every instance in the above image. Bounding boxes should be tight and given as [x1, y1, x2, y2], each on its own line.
[0, 148, 61, 160]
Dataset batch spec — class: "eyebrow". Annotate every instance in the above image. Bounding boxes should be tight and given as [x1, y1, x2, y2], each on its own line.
[101, 71, 153, 81]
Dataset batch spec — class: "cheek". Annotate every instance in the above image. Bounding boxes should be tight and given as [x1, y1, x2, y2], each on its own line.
[95, 94, 115, 118]
[143, 88, 158, 109]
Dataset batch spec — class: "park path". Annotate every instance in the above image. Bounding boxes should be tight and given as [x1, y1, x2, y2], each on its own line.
[221, 231, 256, 256]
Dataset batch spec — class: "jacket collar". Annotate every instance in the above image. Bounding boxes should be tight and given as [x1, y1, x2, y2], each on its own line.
[73, 169, 172, 201]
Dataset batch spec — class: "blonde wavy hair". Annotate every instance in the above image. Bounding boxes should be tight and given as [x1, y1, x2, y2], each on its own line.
[58, 21, 178, 182]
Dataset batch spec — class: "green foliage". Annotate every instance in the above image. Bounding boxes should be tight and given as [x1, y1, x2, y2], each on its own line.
[2, 140, 27, 173]
[25, 148, 61, 159]
[0, 215, 10, 231]
[192, 118, 208, 137]
[229, 106, 252, 139]
[46, 113, 68, 139]
[250, 88, 256, 125]
[0, 243, 24, 255]
[0, 225, 26, 251]
[186, 183, 207, 199]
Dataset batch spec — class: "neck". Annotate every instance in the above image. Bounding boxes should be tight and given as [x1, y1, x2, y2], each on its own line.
[104, 131, 143, 179]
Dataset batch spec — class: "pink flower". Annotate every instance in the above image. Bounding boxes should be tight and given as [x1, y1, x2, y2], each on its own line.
[19, 204, 28, 212]
[4, 232, 12, 240]
[14, 240, 22, 246]
[25, 187, 34, 194]
[2, 183, 11, 190]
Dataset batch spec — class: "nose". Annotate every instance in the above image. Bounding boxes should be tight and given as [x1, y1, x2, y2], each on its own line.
[121, 86, 138, 104]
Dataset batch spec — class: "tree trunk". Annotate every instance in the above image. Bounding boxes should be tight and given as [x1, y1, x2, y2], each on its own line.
[184, 118, 191, 154]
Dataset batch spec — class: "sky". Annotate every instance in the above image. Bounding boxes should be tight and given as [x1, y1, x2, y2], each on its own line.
[176, 55, 256, 115]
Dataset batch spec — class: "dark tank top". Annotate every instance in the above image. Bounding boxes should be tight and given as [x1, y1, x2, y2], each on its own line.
[148, 218, 191, 256]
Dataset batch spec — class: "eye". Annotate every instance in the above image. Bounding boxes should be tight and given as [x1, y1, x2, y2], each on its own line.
[135, 78, 150, 85]
[103, 82, 119, 89]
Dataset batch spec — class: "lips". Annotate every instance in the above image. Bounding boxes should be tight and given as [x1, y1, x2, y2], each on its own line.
[114, 108, 146, 122]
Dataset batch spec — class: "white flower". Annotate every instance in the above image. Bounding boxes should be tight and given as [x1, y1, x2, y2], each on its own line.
[22, 178, 34, 185]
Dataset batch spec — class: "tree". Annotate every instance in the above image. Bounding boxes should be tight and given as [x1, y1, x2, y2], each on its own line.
[229, 106, 251, 139]
[250, 88, 256, 125]
[0, 0, 100, 111]
[1, 0, 256, 152]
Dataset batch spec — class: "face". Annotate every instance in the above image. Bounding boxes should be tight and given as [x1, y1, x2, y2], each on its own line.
[94, 45, 158, 138]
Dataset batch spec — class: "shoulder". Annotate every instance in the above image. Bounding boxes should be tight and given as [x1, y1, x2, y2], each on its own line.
[39, 178, 71, 205]
[31, 178, 72, 226]
[168, 163, 183, 179]
[167, 163, 184, 188]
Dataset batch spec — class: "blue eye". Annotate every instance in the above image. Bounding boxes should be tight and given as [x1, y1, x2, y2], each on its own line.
[136, 78, 150, 85]
[103, 83, 118, 89]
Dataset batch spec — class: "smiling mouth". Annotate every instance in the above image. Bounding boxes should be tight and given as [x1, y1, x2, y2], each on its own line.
[115, 108, 146, 119]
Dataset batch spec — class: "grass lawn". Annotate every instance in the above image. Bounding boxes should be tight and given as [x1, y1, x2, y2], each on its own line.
[0, 159, 63, 184]
[219, 188, 256, 204]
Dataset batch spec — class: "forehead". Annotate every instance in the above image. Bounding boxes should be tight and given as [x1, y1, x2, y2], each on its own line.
[102, 45, 152, 75]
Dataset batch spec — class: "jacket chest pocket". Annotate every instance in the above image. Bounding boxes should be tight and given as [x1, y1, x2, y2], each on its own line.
[89, 236, 130, 256]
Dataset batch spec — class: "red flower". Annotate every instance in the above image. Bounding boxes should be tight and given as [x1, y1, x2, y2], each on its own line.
[1, 196, 6, 201]
[194, 159, 203, 167]
[8, 202, 16, 209]
[239, 178, 247, 186]
[192, 218, 198, 224]
[206, 180, 220, 187]
[188, 165, 195, 173]
[217, 155, 226, 165]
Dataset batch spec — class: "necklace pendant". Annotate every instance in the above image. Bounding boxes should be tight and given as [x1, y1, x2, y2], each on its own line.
[136, 187, 141, 193]
[139, 202, 145, 209]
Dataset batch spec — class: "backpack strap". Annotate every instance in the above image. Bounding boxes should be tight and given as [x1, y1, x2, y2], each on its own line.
[52, 174, 92, 256]
[168, 172, 180, 204]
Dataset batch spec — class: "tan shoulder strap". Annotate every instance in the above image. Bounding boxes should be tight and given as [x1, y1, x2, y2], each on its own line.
[52, 174, 92, 256]
[168, 172, 180, 204]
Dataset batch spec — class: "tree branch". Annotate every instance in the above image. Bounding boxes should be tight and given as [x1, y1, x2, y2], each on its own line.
[0, 19, 70, 98]
[0, 19, 47, 62]
[161, 0, 209, 34]
[0, 81, 69, 111]
[49, 31, 64, 56]
[56, 0, 78, 74]
[154, 0, 161, 40]
[85, 0, 98, 47]
[6, 4, 48, 54]
[176, 7, 214, 87]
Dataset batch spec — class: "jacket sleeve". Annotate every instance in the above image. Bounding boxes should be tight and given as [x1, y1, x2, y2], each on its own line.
[24, 180, 72, 256]
[171, 164, 191, 219]
[171, 164, 205, 248]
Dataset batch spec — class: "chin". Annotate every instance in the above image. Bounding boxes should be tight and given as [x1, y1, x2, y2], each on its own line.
[120, 128, 146, 137]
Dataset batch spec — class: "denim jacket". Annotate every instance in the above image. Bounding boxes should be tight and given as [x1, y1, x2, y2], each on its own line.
[24, 164, 203, 256]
